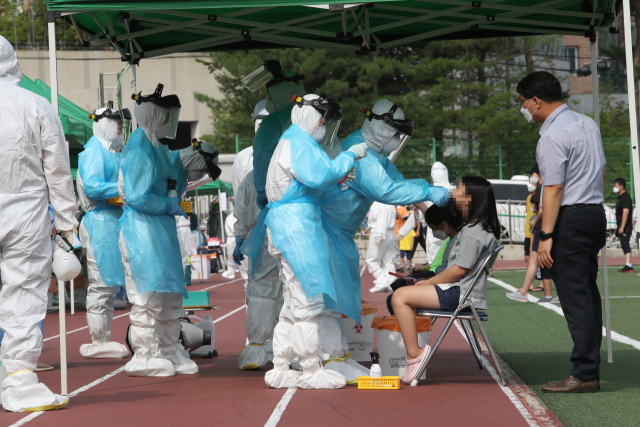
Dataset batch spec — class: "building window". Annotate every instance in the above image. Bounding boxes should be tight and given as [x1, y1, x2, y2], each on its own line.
[564, 47, 577, 72]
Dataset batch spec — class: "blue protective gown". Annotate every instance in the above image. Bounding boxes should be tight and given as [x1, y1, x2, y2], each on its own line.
[249, 124, 359, 321]
[77, 136, 125, 287]
[320, 129, 434, 299]
[118, 128, 187, 297]
[169, 151, 188, 197]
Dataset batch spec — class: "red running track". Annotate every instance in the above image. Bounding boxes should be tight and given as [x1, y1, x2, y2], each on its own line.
[3, 270, 535, 427]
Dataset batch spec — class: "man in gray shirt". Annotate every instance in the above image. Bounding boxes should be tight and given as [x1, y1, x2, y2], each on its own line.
[517, 71, 606, 394]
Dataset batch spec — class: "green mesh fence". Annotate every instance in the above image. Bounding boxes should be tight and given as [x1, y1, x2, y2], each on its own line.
[231, 136, 634, 204]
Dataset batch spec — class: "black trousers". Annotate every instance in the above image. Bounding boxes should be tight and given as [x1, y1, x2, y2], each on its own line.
[409, 227, 427, 258]
[551, 205, 606, 381]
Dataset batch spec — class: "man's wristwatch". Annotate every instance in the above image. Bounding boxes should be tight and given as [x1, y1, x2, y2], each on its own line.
[539, 231, 553, 241]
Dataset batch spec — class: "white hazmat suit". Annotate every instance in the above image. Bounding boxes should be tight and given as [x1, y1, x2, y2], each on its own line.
[0, 36, 77, 412]
[235, 172, 283, 370]
[222, 212, 238, 279]
[78, 109, 130, 359]
[231, 147, 254, 282]
[366, 202, 397, 292]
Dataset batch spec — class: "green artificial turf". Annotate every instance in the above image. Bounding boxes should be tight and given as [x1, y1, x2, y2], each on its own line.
[482, 268, 640, 427]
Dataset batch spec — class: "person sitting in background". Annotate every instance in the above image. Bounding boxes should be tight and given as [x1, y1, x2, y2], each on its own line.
[614, 178, 634, 273]
[391, 176, 499, 385]
[397, 212, 414, 272]
[387, 204, 461, 314]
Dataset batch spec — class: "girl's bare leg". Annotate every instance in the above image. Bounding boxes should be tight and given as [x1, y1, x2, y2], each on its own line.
[391, 285, 440, 359]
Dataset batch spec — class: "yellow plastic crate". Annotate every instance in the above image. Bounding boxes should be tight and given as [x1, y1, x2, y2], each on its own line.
[108, 196, 124, 206]
[357, 376, 400, 390]
[179, 201, 192, 213]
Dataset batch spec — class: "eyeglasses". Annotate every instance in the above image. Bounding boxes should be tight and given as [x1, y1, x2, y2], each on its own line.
[516, 97, 533, 108]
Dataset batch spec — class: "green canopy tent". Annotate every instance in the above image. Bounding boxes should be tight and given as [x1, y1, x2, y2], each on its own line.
[44, 0, 634, 391]
[19, 74, 93, 168]
[186, 178, 233, 197]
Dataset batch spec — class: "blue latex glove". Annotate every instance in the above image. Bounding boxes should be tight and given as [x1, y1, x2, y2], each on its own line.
[233, 237, 245, 265]
[256, 191, 268, 210]
[429, 186, 450, 207]
[167, 198, 188, 219]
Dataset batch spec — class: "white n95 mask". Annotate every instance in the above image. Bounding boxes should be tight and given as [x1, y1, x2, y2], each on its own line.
[613, 187, 620, 194]
[112, 133, 125, 148]
[310, 126, 326, 142]
[527, 183, 536, 193]
[520, 99, 538, 124]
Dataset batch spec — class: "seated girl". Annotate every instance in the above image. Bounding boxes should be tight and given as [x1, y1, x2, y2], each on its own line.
[390, 175, 500, 385]
[386, 204, 461, 314]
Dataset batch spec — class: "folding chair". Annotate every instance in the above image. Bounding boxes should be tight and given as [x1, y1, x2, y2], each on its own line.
[414, 245, 505, 386]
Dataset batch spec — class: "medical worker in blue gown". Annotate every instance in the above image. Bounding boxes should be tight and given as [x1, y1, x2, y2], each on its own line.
[319, 100, 450, 383]
[261, 94, 369, 389]
[78, 104, 131, 359]
[169, 142, 218, 272]
[118, 84, 197, 377]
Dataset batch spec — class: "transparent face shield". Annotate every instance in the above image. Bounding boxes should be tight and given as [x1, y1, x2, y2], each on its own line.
[158, 106, 181, 139]
[241, 60, 305, 92]
[293, 96, 343, 152]
[387, 132, 412, 163]
[316, 117, 342, 152]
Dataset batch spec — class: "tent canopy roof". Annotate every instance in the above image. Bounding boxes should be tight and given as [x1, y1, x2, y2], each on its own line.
[186, 179, 234, 196]
[47, 0, 621, 61]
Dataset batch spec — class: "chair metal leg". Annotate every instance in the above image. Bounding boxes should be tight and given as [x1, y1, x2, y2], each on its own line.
[410, 314, 459, 386]
[460, 319, 483, 369]
[470, 305, 506, 386]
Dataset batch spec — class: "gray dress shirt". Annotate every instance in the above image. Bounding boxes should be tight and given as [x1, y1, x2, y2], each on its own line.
[535, 104, 606, 206]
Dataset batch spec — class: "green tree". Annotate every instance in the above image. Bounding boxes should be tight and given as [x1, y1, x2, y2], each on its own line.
[0, 0, 77, 49]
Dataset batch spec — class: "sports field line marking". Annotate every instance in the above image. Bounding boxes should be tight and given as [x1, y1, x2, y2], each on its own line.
[43, 311, 131, 342]
[489, 278, 640, 352]
[12, 303, 246, 427]
[41, 277, 241, 342]
[264, 388, 297, 427]
[453, 321, 538, 427]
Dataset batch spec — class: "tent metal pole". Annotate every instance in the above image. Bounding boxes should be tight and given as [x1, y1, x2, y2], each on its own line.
[591, 39, 612, 363]
[196, 188, 204, 283]
[48, 13, 68, 395]
[623, 0, 640, 231]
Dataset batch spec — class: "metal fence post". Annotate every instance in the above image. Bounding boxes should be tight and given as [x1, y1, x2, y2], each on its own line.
[235, 135, 239, 154]
[498, 141, 503, 180]
[508, 199, 512, 244]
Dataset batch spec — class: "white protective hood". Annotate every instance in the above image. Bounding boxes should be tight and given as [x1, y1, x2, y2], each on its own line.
[361, 99, 405, 154]
[0, 36, 22, 85]
[431, 162, 451, 188]
[290, 94, 322, 134]
[134, 100, 167, 146]
[232, 146, 254, 196]
[92, 108, 120, 151]
[266, 70, 305, 113]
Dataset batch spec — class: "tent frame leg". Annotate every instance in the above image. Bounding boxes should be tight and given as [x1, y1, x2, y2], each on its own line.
[48, 13, 68, 395]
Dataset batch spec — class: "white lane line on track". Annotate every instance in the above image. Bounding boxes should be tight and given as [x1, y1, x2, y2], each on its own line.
[360, 265, 366, 277]
[264, 388, 297, 427]
[41, 277, 242, 342]
[489, 277, 640, 352]
[43, 312, 131, 342]
[12, 302, 246, 427]
[453, 321, 538, 427]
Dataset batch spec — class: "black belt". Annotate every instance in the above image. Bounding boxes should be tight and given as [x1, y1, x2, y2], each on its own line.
[560, 203, 600, 212]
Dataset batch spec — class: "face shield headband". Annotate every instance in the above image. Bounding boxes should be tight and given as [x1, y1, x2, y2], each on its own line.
[191, 138, 222, 181]
[363, 104, 414, 137]
[89, 101, 132, 122]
